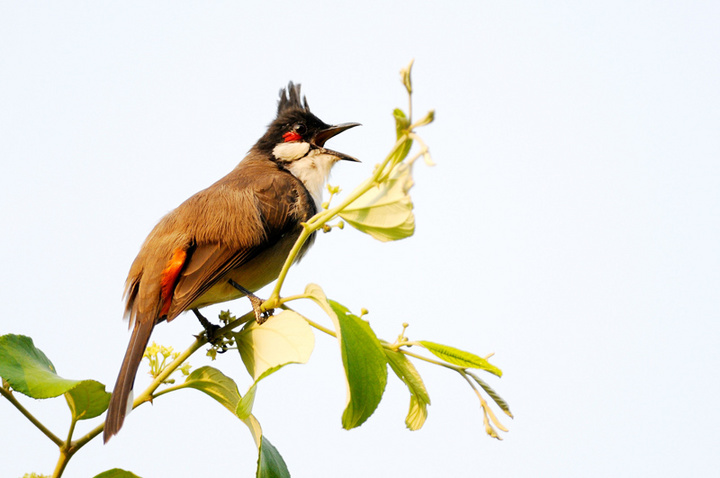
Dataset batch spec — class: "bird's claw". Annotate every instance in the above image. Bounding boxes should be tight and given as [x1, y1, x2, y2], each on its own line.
[228, 279, 273, 325]
[192, 309, 228, 351]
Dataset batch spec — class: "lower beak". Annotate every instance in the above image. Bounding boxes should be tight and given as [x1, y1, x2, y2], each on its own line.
[313, 122, 361, 162]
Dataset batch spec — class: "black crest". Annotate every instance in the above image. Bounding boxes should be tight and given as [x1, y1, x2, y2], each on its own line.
[252, 82, 328, 154]
[278, 82, 310, 115]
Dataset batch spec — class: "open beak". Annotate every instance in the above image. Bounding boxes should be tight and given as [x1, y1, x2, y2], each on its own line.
[312, 122, 361, 162]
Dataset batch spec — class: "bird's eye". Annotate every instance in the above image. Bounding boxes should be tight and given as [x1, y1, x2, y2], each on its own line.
[294, 123, 307, 135]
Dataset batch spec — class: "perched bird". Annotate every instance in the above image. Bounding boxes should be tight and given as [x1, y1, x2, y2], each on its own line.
[104, 83, 359, 442]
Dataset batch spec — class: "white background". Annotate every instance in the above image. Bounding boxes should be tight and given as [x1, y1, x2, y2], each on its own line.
[2, 2, 719, 477]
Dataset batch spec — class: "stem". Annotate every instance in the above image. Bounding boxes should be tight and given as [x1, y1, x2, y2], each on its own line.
[406, 132, 432, 166]
[408, 90, 413, 124]
[303, 316, 336, 338]
[279, 304, 337, 337]
[72, 310, 256, 450]
[0, 386, 64, 447]
[458, 368, 481, 397]
[283, 305, 467, 376]
[52, 450, 72, 478]
[267, 134, 412, 304]
[65, 416, 77, 446]
[277, 293, 312, 304]
[215, 310, 256, 336]
[50, 415, 80, 478]
[66, 336, 205, 454]
[133, 338, 205, 406]
[399, 348, 467, 372]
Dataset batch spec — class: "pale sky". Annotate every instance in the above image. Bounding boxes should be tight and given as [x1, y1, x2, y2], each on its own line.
[2, 2, 719, 477]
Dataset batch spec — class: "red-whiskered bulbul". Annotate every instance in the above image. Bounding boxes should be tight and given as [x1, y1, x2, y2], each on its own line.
[103, 83, 359, 442]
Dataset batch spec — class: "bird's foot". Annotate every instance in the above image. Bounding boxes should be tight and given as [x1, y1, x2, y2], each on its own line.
[228, 279, 274, 325]
[192, 308, 229, 353]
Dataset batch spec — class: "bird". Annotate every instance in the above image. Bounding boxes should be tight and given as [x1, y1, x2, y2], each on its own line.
[103, 83, 359, 442]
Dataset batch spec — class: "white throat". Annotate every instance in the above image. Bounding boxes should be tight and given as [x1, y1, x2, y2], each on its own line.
[285, 149, 337, 209]
[272, 141, 310, 162]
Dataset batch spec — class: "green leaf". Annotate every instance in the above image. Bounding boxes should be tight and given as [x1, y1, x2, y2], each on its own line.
[234, 310, 315, 381]
[177, 367, 264, 445]
[385, 348, 430, 430]
[417, 341, 503, 377]
[304, 284, 388, 428]
[92, 469, 142, 478]
[65, 379, 111, 421]
[339, 162, 415, 242]
[257, 436, 291, 478]
[177, 365, 241, 413]
[387, 108, 413, 169]
[0, 334, 111, 420]
[0, 334, 79, 398]
[329, 302, 387, 428]
[469, 372, 514, 418]
[174, 366, 288, 477]
[393, 108, 410, 136]
[175, 365, 260, 430]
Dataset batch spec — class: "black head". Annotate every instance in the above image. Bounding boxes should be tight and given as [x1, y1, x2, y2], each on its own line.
[253, 82, 359, 162]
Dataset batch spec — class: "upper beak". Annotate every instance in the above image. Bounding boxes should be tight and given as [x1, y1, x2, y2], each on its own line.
[312, 122, 361, 162]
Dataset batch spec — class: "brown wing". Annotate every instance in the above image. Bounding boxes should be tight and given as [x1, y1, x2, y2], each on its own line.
[164, 156, 315, 319]
[108, 154, 314, 441]
[164, 242, 259, 319]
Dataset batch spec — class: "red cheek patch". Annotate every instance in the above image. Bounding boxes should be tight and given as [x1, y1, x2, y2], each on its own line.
[283, 131, 302, 142]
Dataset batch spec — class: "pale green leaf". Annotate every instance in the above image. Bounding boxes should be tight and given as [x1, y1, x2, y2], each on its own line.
[406, 394, 428, 431]
[385, 348, 430, 430]
[244, 413, 263, 447]
[418, 341, 503, 377]
[400, 59, 414, 94]
[257, 436, 290, 478]
[339, 162, 415, 242]
[413, 109, 435, 128]
[303, 283, 335, 316]
[230, 310, 313, 419]
[236, 382, 257, 419]
[234, 310, 315, 381]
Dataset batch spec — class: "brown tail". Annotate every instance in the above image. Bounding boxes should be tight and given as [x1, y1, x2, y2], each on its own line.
[104, 318, 155, 443]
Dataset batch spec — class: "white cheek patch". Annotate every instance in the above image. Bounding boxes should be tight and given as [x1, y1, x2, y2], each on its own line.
[286, 151, 338, 210]
[273, 141, 311, 161]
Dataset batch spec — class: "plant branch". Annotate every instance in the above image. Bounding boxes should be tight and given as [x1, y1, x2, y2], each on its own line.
[398, 347, 467, 372]
[282, 304, 472, 378]
[70, 310, 256, 452]
[52, 450, 72, 478]
[64, 416, 77, 447]
[0, 386, 64, 447]
[266, 133, 414, 305]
